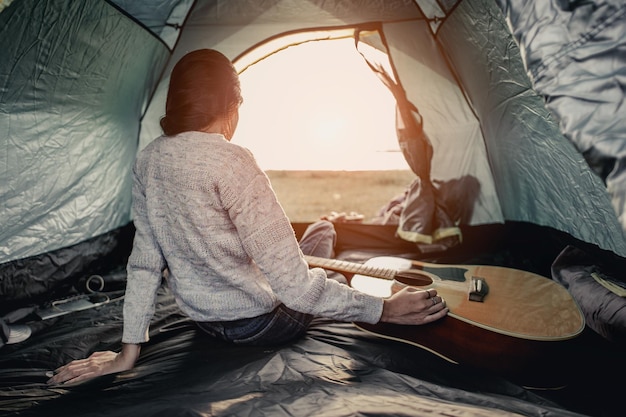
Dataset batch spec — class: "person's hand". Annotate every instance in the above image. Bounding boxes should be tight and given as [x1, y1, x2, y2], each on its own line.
[380, 287, 448, 325]
[47, 343, 140, 385]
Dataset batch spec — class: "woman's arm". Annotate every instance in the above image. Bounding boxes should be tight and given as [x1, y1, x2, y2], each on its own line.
[47, 343, 141, 385]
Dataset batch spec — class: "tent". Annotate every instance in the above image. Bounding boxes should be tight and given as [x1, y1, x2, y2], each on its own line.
[1, 0, 625, 416]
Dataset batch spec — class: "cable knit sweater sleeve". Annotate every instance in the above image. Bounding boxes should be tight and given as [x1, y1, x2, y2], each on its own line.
[220, 145, 383, 324]
[122, 163, 167, 344]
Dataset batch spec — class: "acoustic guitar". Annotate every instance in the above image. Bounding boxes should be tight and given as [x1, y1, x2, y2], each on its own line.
[305, 255, 585, 388]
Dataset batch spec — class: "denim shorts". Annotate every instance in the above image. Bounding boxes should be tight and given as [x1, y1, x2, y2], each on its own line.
[196, 304, 314, 346]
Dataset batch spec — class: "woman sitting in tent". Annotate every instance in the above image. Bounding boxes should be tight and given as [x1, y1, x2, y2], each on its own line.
[47, 49, 448, 385]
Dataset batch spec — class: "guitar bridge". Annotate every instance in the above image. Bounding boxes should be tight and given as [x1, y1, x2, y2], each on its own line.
[469, 276, 488, 302]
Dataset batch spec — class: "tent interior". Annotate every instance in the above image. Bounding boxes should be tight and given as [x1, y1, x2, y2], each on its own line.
[1, 0, 625, 416]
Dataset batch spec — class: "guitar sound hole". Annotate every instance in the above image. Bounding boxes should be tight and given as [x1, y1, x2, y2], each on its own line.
[394, 271, 432, 287]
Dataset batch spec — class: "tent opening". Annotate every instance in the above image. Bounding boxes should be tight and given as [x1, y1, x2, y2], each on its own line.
[232, 38, 414, 222]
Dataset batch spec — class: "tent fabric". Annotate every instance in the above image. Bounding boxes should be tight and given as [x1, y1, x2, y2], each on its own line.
[2, 0, 626, 264]
[0, 0, 170, 264]
[495, 0, 626, 232]
[109, 0, 193, 49]
[0, 224, 133, 316]
[382, 17, 503, 238]
[356, 29, 463, 250]
[435, 0, 626, 255]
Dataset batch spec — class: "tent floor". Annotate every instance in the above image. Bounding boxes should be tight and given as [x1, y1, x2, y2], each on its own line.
[1, 222, 624, 417]
[0, 285, 623, 417]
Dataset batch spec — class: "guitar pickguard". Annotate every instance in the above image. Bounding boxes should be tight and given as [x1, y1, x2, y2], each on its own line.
[412, 264, 467, 282]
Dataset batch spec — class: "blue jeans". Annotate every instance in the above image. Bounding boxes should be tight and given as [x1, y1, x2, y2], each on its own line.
[196, 220, 337, 346]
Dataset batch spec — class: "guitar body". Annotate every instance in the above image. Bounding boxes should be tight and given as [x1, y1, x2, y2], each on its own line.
[353, 317, 576, 389]
[306, 255, 585, 388]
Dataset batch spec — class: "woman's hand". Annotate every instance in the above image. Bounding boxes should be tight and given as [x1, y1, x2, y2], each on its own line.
[380, 287, 448, 325]
[47, 343, 140, 385]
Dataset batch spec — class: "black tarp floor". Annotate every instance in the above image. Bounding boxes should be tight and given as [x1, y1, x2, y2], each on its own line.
[1, 223, 625, 417]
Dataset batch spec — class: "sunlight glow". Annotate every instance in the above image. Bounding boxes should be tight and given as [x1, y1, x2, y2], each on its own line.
[232, 38, 409, 171]
[309, 112, 346, 144]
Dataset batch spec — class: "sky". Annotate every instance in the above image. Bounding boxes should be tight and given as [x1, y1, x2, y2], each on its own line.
[232, 38, 410, 171]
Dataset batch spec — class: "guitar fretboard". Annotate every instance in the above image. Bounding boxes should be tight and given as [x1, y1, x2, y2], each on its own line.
[304, 255, 397, 281]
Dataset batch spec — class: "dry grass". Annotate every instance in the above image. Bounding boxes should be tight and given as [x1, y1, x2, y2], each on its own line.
[266, 170, 415, 222]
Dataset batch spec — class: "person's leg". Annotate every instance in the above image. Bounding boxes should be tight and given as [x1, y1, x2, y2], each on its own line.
[298, 220, 336, 258]
[299, 220, 348, 285]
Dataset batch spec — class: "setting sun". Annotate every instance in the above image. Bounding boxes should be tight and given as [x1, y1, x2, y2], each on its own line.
[309, 112, 346, 144]
[232, 38, 409, 171]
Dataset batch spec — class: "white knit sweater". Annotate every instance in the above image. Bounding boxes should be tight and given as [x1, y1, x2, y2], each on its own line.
[122, 131, 383, 344]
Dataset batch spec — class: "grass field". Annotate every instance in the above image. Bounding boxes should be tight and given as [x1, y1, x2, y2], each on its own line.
[266, 170, 415, 222]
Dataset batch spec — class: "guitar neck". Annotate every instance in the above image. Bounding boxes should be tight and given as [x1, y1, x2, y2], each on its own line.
[304, 255, 397, 281]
